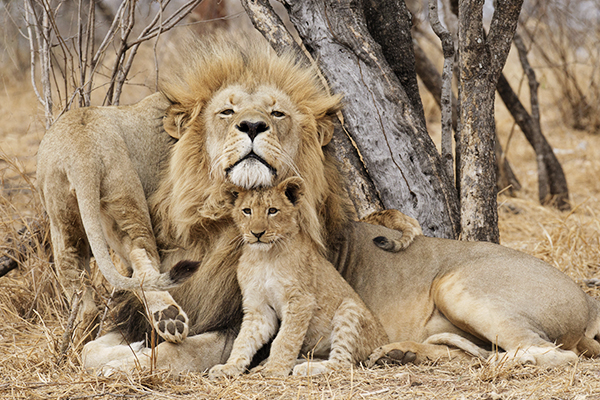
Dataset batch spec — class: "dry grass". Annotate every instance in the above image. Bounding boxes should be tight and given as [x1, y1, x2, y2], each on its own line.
[2, 48, 600, 399]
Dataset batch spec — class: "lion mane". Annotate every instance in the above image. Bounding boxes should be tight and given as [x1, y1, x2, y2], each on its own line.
[153, 37, 350, 251]
[115, 36, 354, 340]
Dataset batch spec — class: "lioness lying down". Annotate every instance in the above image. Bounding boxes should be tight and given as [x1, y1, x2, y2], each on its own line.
[81, 36, 600, 372]
[85, 220, 600, 372]
[209, 178, 387, 378]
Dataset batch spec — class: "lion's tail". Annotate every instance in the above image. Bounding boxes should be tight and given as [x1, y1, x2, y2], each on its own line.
[372, 236, 405, 253]
[72, 161, 198, 291]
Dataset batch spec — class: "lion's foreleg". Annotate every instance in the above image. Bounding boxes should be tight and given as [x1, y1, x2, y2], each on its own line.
[259, 294, 315, 377]
[209, 305, 278, 379]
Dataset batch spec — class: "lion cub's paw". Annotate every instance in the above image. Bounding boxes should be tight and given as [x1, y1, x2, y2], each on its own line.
[366, 346, 417, 367]
[152, 304, 188, 343]
[254, 364, 291, 378]
[292, 361, 333, 376]
[208, 363, 244, 380]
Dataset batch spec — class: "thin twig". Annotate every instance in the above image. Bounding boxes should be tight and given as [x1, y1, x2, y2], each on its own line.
[58, 291, 81, 365]
[429, 0, 455, 184]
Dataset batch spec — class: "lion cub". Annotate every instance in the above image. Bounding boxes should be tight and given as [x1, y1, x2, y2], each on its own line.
[208, 177, 388, 378]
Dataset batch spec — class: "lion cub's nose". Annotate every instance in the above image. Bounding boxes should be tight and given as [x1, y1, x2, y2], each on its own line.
[237, 120, 269, 140]
[252, 230, 266, 240]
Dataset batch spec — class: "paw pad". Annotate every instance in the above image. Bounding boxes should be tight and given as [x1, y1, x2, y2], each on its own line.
[152, 304, 188, 343]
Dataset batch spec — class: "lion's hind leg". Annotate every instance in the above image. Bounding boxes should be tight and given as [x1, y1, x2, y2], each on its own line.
[433, 272, 582, 368]
[488, 345, 578, 367]
[44, 183, 100, 347]
[100, 175, 193, 344]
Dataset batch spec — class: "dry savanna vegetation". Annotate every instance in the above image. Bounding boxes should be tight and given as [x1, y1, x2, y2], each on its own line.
[2, 6, 600, 400]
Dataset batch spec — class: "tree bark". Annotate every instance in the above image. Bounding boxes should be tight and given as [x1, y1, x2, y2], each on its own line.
[281, 0, 460, 238]
[413, 39, 520, 195]
[241, 0, 384, 219]
[457, 0, 523, 243]
[362, 0, 426, 128]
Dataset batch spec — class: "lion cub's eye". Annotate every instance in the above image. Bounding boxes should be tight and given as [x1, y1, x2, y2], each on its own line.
[242, 208, 252, 216]
[270, 110, 285, 118]
[219, 109, 235, 116]
[267, 208, 279, 215]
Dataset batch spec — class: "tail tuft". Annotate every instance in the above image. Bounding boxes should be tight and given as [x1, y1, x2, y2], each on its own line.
[373, 236, 402, 253]
[169, 260, 201, 284]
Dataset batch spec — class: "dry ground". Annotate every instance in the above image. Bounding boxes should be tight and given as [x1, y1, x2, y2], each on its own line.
[1, 61, 600, 399]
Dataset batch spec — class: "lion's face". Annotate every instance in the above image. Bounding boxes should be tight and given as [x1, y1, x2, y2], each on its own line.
[204, 85, 304, 189]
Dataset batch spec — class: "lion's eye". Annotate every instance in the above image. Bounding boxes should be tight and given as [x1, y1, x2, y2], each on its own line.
[271, 110, 285, 118]
[219, 109, 235, 116]
[242, 208, 252, 215]
[268, 208, 279, 215]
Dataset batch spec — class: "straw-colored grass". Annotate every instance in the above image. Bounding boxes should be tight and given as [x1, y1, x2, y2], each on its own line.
[2, 51, 600, 399]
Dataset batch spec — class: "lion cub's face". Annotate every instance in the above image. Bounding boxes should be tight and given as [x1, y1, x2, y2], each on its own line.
[231, 178, 304, 250]
[205, 85, 304, 190]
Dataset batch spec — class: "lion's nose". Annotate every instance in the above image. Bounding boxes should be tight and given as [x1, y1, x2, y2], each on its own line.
[237, 120, 269, 141]
[251, 230, 265, 239]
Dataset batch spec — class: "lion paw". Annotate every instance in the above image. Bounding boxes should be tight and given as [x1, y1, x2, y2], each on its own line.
[208, 363, 244, 380]
[292, 361, 331, 376]
[366, 346, 417, 367]
[152, 304, 188, 343]
[257, 365, 291, 378]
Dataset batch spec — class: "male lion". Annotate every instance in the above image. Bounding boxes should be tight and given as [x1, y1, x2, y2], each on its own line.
[83, 36, 600, 372]
[209, 178, 387, 378]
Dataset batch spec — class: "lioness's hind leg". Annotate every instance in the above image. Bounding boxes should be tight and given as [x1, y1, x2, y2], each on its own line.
[101, 178, 191, 344]
[46, 191, 100, 345]
[488, 346, 578, 367]
[360, 210, 422, 251]
[142, 291, 189, 344]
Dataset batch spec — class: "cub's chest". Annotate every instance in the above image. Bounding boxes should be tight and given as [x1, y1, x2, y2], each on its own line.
[238, 254, 305, 316]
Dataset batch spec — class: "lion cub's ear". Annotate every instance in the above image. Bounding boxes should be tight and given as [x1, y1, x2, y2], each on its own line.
[278, 177, 305, 206]
[222, 183, 242, 207]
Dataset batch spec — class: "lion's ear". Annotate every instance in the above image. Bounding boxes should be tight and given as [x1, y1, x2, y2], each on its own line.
[316, 95, 343, 146]
[279, 177, 305, 206]
[163, 105, 190, 139]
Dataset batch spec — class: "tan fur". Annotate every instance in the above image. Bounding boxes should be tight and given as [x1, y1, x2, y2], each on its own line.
[208, 178, 388, 378]
[78, 36, 425, 373]
[37, 93, 193, 344]
[82, 36, 600, 374]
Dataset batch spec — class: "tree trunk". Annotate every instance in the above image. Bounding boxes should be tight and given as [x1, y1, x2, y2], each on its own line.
[241, 0, 384, 219]
[281, 0, 460, 239]
[457, 0, 523, 243]
[362, 0, 426, 128]
[413, 39, 520, 195]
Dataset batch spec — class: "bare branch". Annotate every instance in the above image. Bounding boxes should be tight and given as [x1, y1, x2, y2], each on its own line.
[428, 0, 455, 184]
[128, 0, 205, 46]
[24, 1, 45, 110]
